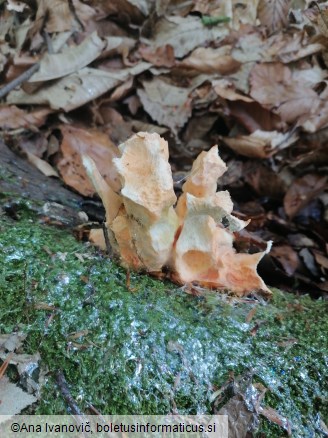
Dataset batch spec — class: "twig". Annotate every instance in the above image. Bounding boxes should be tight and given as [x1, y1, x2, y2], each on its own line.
[102, 222, 112, 256]
[54, 370, 83, 416]
[0, 63, 40, 100]
[43, 30, 54, 54]
[0, 353, 14, 380]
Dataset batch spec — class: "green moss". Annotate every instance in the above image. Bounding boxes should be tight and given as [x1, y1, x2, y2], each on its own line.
[0, 213, 327, 437]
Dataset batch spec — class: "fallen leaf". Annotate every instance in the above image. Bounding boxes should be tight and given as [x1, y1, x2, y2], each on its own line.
[312, 250, 328, 271]
[231, 0, 259, 28]
[0, 376, 37, 415]
[0, 105, 51, 130]
[246, 306, 257, 323]
[7, 63, 151, 111]
[26, 152, 59, 177]
[222, 129, 299, 158]
[284, 174, 327, 218]
[270, 244, 300, 276]
[28, 32, 105, 82]
[57, 125, 120, 196]
[250, 63, 321, 123]
[28, 0, 77, 40]
[144, 15, 229, 58]
[102, 36, 136, 60]
[231, 30, 265, 63]
[218, 394, 255, 438]
[258, 0, 291, 33]
[213, 79, 253, 102]
[243, 162, 287, 198]
[180, 46, 241, 75]
[88, 0, 148, 23]
[138, 44, 175, 67]
[258, 405, 292, 435]
[3, 351, 41, 379]
[227, 100, 284, 132]
[137, 77, 193, 134]
[0, 333, 26, 352]
[299, 248, 320, 277]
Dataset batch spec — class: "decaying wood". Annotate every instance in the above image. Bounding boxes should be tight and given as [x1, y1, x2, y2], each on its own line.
[0, 141, 90, 226]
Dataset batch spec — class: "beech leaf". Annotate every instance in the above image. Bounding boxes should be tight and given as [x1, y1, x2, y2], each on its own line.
[57, 125, 120, 196]
[284, 174, 328, 219]
[257, 0, 291, 33]
[28, 32, 105, 82]
[7, 64, 151, 111]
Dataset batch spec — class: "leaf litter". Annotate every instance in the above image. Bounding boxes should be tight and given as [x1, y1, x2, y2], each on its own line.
[0, 332, 43, 416]
[0, 1, 328, 432]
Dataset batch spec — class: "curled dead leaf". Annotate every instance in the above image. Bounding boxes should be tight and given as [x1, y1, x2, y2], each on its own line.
[284, 174, 328, 218]
[222, 129, 299, 158]
[180, 46, 241, 75]
[28, 32, 105, 82]
[7, 63, 151, 111]
[0, 105, 51, 130]
[257, 0, 291, 33]
[58, 125, 120, 196]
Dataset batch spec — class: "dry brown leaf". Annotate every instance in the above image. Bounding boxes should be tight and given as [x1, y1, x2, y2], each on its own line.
[228, 101, 284, 132]
[270, 244, 300, 276]
[213, 79, 253, 102]
[243, 163, 287, 198]
[0, 333, 26, 352]
[301, 100, 328, 133]
[0, 105, 51, 130]
[312, 250, 328, 271]
[28, 32, 105, 82]
[145, 15, 229, 58]
[222, 130, 299, 158]
[258, 405, 292, 434]
[305, 3, 328, 39]
[180, 46, 241, 75]
[88, 0, 148, 23]
[57, 125, 120, 196]
[257, 0, 291, 33]
[28, 0, 77, 39]
[7, 63, 151, 111]
[284, 174, 328, 218]
[250, 63, 321, 123]
[89, 228, 107, 251]
[137, 77, 193, 134]
[82, 154, 122, 226]
[263, 31, 321, 63]
[231, 31, 265, 63]
[101, 36, 136, 62]
[232, 0, 259, 28]
[0, 376, 37, 415]
[138, 44, 175, 67]
[26, 152, 59, 178]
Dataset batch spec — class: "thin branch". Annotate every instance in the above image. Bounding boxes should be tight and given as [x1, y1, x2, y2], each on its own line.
[43, 30, 54, 54]
[54, 370, 83, 416]
[0, 63, 40, 100]
[102, 222, 112, 256]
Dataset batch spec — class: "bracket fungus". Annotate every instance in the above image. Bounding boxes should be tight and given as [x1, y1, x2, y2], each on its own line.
[83, 132, 272, 297]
